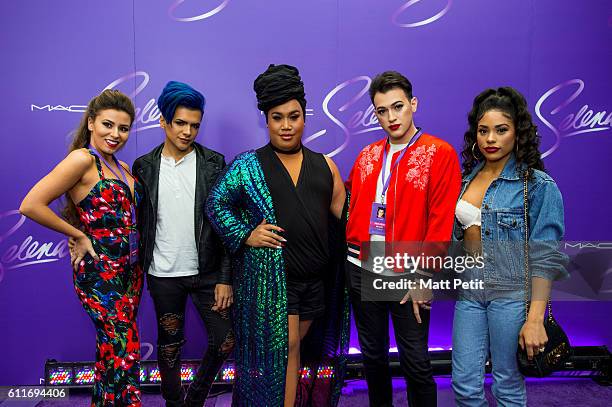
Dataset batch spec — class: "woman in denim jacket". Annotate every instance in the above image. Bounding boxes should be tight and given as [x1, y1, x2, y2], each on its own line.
[451, 87, 568, 406]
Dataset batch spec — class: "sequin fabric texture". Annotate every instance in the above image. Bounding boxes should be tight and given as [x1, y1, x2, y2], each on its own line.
[74, 150, 143, 407]
[207, 150, 353, 406]
[206, 151, 288, 406]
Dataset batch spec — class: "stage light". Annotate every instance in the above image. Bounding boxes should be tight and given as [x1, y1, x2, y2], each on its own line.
[299, 367, 312, 379]
[43, 346, 610, 388]
[219, 366, 235, 382]
[74, 367, 95, 385]
[316, 366, 334, 379]
[348, 346, 450, 355]
[148, 368, 161, 383]
[180, 366, 195, 382]
[48, 368, 72, 385]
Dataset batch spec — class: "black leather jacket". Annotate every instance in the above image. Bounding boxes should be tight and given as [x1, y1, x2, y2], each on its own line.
[132, 142, 231, 284]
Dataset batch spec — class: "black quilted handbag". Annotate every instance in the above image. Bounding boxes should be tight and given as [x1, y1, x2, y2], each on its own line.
[516, 170, 571, 377]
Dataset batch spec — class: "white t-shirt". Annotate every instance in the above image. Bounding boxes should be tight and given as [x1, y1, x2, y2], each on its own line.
[148, 149, 199, 277]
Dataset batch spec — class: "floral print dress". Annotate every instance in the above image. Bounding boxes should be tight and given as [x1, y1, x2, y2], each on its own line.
[74, 150, 143, 406]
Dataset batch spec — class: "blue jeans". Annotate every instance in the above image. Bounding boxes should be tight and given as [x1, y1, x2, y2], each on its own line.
[452, 299, 526, 407]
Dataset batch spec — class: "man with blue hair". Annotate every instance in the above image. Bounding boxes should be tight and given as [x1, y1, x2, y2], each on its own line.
[133, 81, 234, 407]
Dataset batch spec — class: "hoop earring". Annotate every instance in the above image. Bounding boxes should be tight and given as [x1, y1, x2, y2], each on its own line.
[471, 143, 481, 160]
[514, 139, 518, 160]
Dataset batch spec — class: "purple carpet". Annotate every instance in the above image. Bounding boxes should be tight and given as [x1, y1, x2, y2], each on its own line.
[29, 377, 611, 406]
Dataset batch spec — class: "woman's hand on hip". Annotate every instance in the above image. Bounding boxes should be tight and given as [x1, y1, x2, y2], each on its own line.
[245, 219, 285, 249]
[70, 234, 99, 271]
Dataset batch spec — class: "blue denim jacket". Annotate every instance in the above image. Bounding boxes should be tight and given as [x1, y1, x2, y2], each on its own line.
[452, 154, 568, 297]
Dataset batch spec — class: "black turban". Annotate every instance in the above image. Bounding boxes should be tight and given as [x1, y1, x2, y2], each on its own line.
[253, 64, 307, 117]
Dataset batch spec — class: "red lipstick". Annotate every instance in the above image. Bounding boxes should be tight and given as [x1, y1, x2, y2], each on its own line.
[105, 140, 119, 149]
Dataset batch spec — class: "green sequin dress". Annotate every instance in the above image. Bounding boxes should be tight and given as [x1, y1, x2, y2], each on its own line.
[206, 151, 350, 406]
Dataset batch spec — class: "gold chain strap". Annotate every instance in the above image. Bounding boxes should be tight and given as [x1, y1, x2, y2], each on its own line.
[523, 170, 530, 320]
[523, 169, 554, 321]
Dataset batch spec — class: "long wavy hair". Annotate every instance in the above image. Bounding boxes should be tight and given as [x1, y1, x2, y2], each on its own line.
[62, 89, 135, 227]
[460, 87, 544, 177]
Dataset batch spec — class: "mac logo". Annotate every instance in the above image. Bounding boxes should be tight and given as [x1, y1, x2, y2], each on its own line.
[30, 71, 162, 133]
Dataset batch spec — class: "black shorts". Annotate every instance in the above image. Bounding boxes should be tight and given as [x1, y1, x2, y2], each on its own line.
[286, 278, 325, 321]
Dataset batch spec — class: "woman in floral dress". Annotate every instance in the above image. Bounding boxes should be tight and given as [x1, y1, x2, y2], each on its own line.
[20, 89, 143, 406]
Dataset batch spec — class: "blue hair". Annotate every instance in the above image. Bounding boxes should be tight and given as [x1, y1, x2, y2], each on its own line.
[157, 81, 206, 122]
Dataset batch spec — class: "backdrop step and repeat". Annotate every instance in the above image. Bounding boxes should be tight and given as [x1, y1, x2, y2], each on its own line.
[1, 0, 610, 385]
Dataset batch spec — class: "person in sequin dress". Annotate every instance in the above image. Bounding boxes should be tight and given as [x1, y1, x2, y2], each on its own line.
[206, 64, 350, 407]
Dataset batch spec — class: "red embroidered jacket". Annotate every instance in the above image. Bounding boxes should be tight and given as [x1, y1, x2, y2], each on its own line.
[346, 133, 461, 260]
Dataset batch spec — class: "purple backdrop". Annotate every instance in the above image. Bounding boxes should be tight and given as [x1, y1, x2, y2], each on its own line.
[1, 0, 611, 385]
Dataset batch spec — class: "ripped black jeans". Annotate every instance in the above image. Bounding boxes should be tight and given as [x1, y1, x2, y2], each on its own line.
[147, 274, 234, 407]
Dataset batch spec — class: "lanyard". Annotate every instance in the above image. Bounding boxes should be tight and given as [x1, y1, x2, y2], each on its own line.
[380, 128, 423, 199]
[90, 146, 129, 185]
[90, 147, 136, 224]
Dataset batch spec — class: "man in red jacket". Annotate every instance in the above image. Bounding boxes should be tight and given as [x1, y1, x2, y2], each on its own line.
[345, 71, 461, 406]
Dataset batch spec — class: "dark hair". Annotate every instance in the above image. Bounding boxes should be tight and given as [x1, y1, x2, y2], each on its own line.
[253, 64, 307, 122]
[157, 81, 206, 123]
[63, 89, 135, 227]
[460, 87, 544, 176]
[369, 71, 413, 104]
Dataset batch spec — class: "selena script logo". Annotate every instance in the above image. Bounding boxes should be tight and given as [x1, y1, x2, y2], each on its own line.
[168, 0, 230, 22]
[0, 210, 68, 283]
[305, 76, 382, 157]
[535, 79, 611, 157]
[392, 0, 453, 28]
